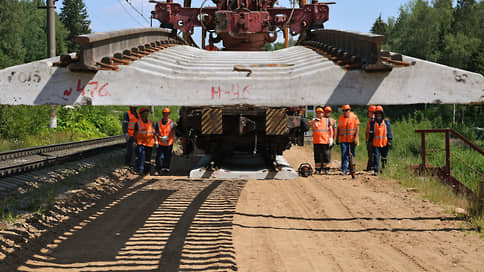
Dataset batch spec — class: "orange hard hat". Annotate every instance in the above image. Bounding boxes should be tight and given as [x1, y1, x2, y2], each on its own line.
[162, 107, 171, 113]
[139, 107, 149, 114]
[316, 107, 324, 113]
[324, 106, 332, 112]
[375, 105, 384, 112]
[368, 105, 377, 112]
[342, 104, 351, 111]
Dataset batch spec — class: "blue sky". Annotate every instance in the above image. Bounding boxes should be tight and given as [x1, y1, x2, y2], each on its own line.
[56, 0, 456, 45]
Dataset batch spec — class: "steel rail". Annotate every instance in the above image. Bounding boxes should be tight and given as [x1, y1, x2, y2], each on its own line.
[0, 135, 125, 178]
[64, 28, 187, 71]
[65, 28, 395, 72]
[302, 29, 395, 71]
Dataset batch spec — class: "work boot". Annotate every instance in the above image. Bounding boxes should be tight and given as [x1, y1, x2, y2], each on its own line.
[324, 168, 329, 175]
[382, 158, 387, 169]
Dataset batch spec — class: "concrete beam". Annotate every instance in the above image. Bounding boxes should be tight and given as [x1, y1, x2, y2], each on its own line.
[0, 45, 482, 106]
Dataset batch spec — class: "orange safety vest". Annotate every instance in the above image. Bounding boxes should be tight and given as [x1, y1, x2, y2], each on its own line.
[312, 118, 331, 144]
[204, 45, 219, 51]
[136, 119, 155, 147]
[372, 120, 388, 147]
[365, 118, 375, 142]
[365, 120, 370, 142]
[126, 111, 139, 137]
[338, 114, 359, 143]
[158, 119, 175, 146]
[329, 118, 337, 140]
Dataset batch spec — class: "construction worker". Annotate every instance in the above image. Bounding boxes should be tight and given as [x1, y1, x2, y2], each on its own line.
[309, 107, 334, 174]
[134, 107, 155, 174]
[122, 106, 139, 166]
[369, 106, 392, 175]
[336, 104, 360, 175]
[324, 106, 337, 142]
[155, 107, 176, 173]
[365, 105, 377, 172]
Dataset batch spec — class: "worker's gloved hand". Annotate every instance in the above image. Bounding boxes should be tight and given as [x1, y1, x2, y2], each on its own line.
[160, 136, 169, 145]
[329, 138, 334, 147]
[154, 141, 159, 149]
[387, 140, 393, 149]
[336, 139, 340, 145]
[124, 133, 130, 142]
[353, 137, 358, 145]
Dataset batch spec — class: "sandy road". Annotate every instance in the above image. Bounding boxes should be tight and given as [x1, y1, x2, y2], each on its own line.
[233, 146, 484, 272]
[1, 147, 483, 271]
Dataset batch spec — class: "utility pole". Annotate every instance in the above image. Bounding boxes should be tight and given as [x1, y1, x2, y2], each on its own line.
[47, 0, 56, 58]
[43, 0, 58, 128]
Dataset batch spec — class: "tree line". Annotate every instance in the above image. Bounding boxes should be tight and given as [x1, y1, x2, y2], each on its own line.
[0, 0, 90, 69]
[371, 0, 483, 75]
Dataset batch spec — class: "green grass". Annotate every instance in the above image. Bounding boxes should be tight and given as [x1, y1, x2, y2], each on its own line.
[350, 110, 483, 195]
[0, 105, 181, 152]
[0, 130, 104, 151]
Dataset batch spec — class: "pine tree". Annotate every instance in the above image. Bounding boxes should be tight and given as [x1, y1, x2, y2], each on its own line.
[18, 0, 68, 63]
[0, 0, 25, 69]
[20, 0, 47, 62]
[60, 0, 91, 52]
[370, 15, 387, 35]
[453, 0, 478, 35]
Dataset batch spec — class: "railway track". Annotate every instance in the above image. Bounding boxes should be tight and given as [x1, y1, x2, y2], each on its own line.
[0, 135, 125, 179]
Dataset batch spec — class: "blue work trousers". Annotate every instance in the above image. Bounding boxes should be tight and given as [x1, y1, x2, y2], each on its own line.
[374, 146, 389, 173]
[156, 145, 173, 169]
[136, 145, 152, 174]
[340, 142, 356, 173]
[125, 136, 135, 165]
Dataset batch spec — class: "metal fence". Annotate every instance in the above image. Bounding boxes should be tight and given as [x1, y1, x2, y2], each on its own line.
[408, 129, 484, 208]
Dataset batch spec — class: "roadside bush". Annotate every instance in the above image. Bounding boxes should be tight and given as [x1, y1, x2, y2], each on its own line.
[0, 105, 50, 139]
[57, 106, 122, 137]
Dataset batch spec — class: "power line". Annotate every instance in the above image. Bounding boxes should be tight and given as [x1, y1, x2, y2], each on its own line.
[117, 0, 146, 27]
[124, 0, 150, 23]
[85, 3, 117, 30]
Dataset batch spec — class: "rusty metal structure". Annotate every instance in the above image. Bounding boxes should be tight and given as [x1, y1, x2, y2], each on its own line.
[151, 0, 332, 50]
[0, 3, 483, 174]
[408, 129, 484, 203]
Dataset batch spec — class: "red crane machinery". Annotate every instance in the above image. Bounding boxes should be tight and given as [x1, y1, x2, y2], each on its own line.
[151, 0, 332, 50]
